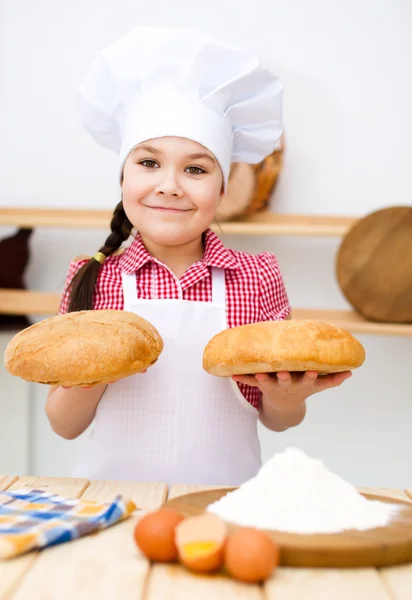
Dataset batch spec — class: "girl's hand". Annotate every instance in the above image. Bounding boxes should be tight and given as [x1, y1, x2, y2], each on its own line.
[232, 370, 352, 412]
[62, 370, 147, 390]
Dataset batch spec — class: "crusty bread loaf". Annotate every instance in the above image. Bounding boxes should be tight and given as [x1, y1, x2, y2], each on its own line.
[4, 310, 163, 386]
[203, 320, 365, 376]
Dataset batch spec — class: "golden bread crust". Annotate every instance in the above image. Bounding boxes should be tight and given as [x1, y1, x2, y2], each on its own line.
[203, 320, 365, 376]
[5, 310, 163, 386]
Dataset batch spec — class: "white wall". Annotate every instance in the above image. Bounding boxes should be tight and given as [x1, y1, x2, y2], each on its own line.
[0, 0, 411, 486]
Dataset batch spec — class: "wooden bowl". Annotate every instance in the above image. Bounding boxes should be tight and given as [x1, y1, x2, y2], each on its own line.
[216, 135, 284, 222]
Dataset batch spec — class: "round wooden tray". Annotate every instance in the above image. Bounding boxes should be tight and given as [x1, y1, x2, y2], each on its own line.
[336, 205, 412, 323]
[165, 487, 412, 568]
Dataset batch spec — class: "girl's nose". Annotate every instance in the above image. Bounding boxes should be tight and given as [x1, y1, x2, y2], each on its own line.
[154, 171, 183, 197]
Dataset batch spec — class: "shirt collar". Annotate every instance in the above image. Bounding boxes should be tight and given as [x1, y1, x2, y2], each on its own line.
[119, 228, 238, 274]
[202, 229, 239, 270]
[118, 234, 152, 274]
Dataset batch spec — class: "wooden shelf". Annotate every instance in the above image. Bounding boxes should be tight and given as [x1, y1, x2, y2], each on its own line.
[0, 208, 357, 237]
[1, 289, 411, 337]
[291, 308, 412, 337]
[0, 290, 61, 317]
[1, 207, 410, 338]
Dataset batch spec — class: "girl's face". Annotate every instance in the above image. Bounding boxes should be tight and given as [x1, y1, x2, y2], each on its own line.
[122, 136, 224, 246]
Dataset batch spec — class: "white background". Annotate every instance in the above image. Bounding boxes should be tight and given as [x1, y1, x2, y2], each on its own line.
[0, 0, 411, 486]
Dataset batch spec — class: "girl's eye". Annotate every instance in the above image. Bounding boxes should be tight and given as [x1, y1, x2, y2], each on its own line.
[140, 160, 158, 168]
[186, 166, 206, 175]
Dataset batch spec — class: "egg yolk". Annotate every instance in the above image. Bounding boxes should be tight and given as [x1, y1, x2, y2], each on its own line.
[183, 541, 218, 558]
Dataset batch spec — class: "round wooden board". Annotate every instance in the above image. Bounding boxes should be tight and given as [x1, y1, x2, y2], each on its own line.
[165, 488, 412, 568]
[336, 205, 412, 323]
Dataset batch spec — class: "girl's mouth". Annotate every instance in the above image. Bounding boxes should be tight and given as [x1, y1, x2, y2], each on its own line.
[145, 206, 192, 213]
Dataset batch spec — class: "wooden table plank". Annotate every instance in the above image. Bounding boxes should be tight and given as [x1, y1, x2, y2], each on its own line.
[0, 476, 91, 600]
[264, 568, 393, 600]
[380, 565, 412, 600]
[404, 489, 412, 502]
[82, 480, 167, 509]
[166, 483, 230, 501]
[0, 477, 18, 491]
[0, 555, 38, 600]
[9, 481, 168, 600]
[10, 520, 150, 600]
[6, 476, 90, 499]
[145, 564, 263, 600]
[358, 487, 412, 503]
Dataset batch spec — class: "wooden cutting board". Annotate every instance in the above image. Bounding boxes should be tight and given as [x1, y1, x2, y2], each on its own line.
[165, 488, 412, 568]
[336, 206, 412, 323]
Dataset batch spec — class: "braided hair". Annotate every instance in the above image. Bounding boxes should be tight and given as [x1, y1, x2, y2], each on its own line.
[67, 200, 133, 312]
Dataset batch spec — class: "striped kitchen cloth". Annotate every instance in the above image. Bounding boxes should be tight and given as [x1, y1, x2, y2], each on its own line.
[0, 488, 137, 559]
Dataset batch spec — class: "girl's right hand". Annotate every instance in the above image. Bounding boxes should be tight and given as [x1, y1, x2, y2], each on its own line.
[61, 370, 147, 389]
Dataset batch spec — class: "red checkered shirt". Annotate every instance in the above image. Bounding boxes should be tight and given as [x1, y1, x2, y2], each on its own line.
[59, 229, 291, 409]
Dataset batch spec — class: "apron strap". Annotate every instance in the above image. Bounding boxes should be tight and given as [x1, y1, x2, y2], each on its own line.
[211, 267, 226, 307]
[121, 272, 139, 305]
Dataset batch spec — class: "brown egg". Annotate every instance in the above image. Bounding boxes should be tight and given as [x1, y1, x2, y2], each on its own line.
[224, 527, 279, 583]
[175, 513, 228, 573]
[133, 508, 185, 562]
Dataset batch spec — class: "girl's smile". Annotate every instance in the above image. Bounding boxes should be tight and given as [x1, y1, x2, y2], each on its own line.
[142, 204, 194, 214]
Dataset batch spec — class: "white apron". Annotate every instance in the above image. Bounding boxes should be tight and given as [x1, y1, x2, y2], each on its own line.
[72, 267, 261, 485]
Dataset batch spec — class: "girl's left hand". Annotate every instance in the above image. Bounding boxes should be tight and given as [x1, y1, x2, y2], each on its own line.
[232, 370, 352, 409]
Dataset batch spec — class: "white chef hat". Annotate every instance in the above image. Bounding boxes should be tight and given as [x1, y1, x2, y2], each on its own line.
[77, 26, 283, 189]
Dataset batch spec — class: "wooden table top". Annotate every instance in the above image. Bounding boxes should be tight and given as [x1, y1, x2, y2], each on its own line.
[1, 475, 412, 600]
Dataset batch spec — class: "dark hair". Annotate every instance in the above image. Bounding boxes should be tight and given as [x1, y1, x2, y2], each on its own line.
[67, 200, 133, 312]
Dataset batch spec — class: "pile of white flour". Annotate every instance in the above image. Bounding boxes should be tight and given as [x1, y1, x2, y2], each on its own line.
[207, 447, 399, 534]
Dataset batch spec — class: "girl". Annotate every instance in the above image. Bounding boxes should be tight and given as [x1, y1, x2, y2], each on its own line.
[46, 26, 351, 485]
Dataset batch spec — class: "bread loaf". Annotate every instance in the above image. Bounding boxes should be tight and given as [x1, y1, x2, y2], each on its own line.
[203, 320, 365, 376]
[4, 310, 163, 386]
